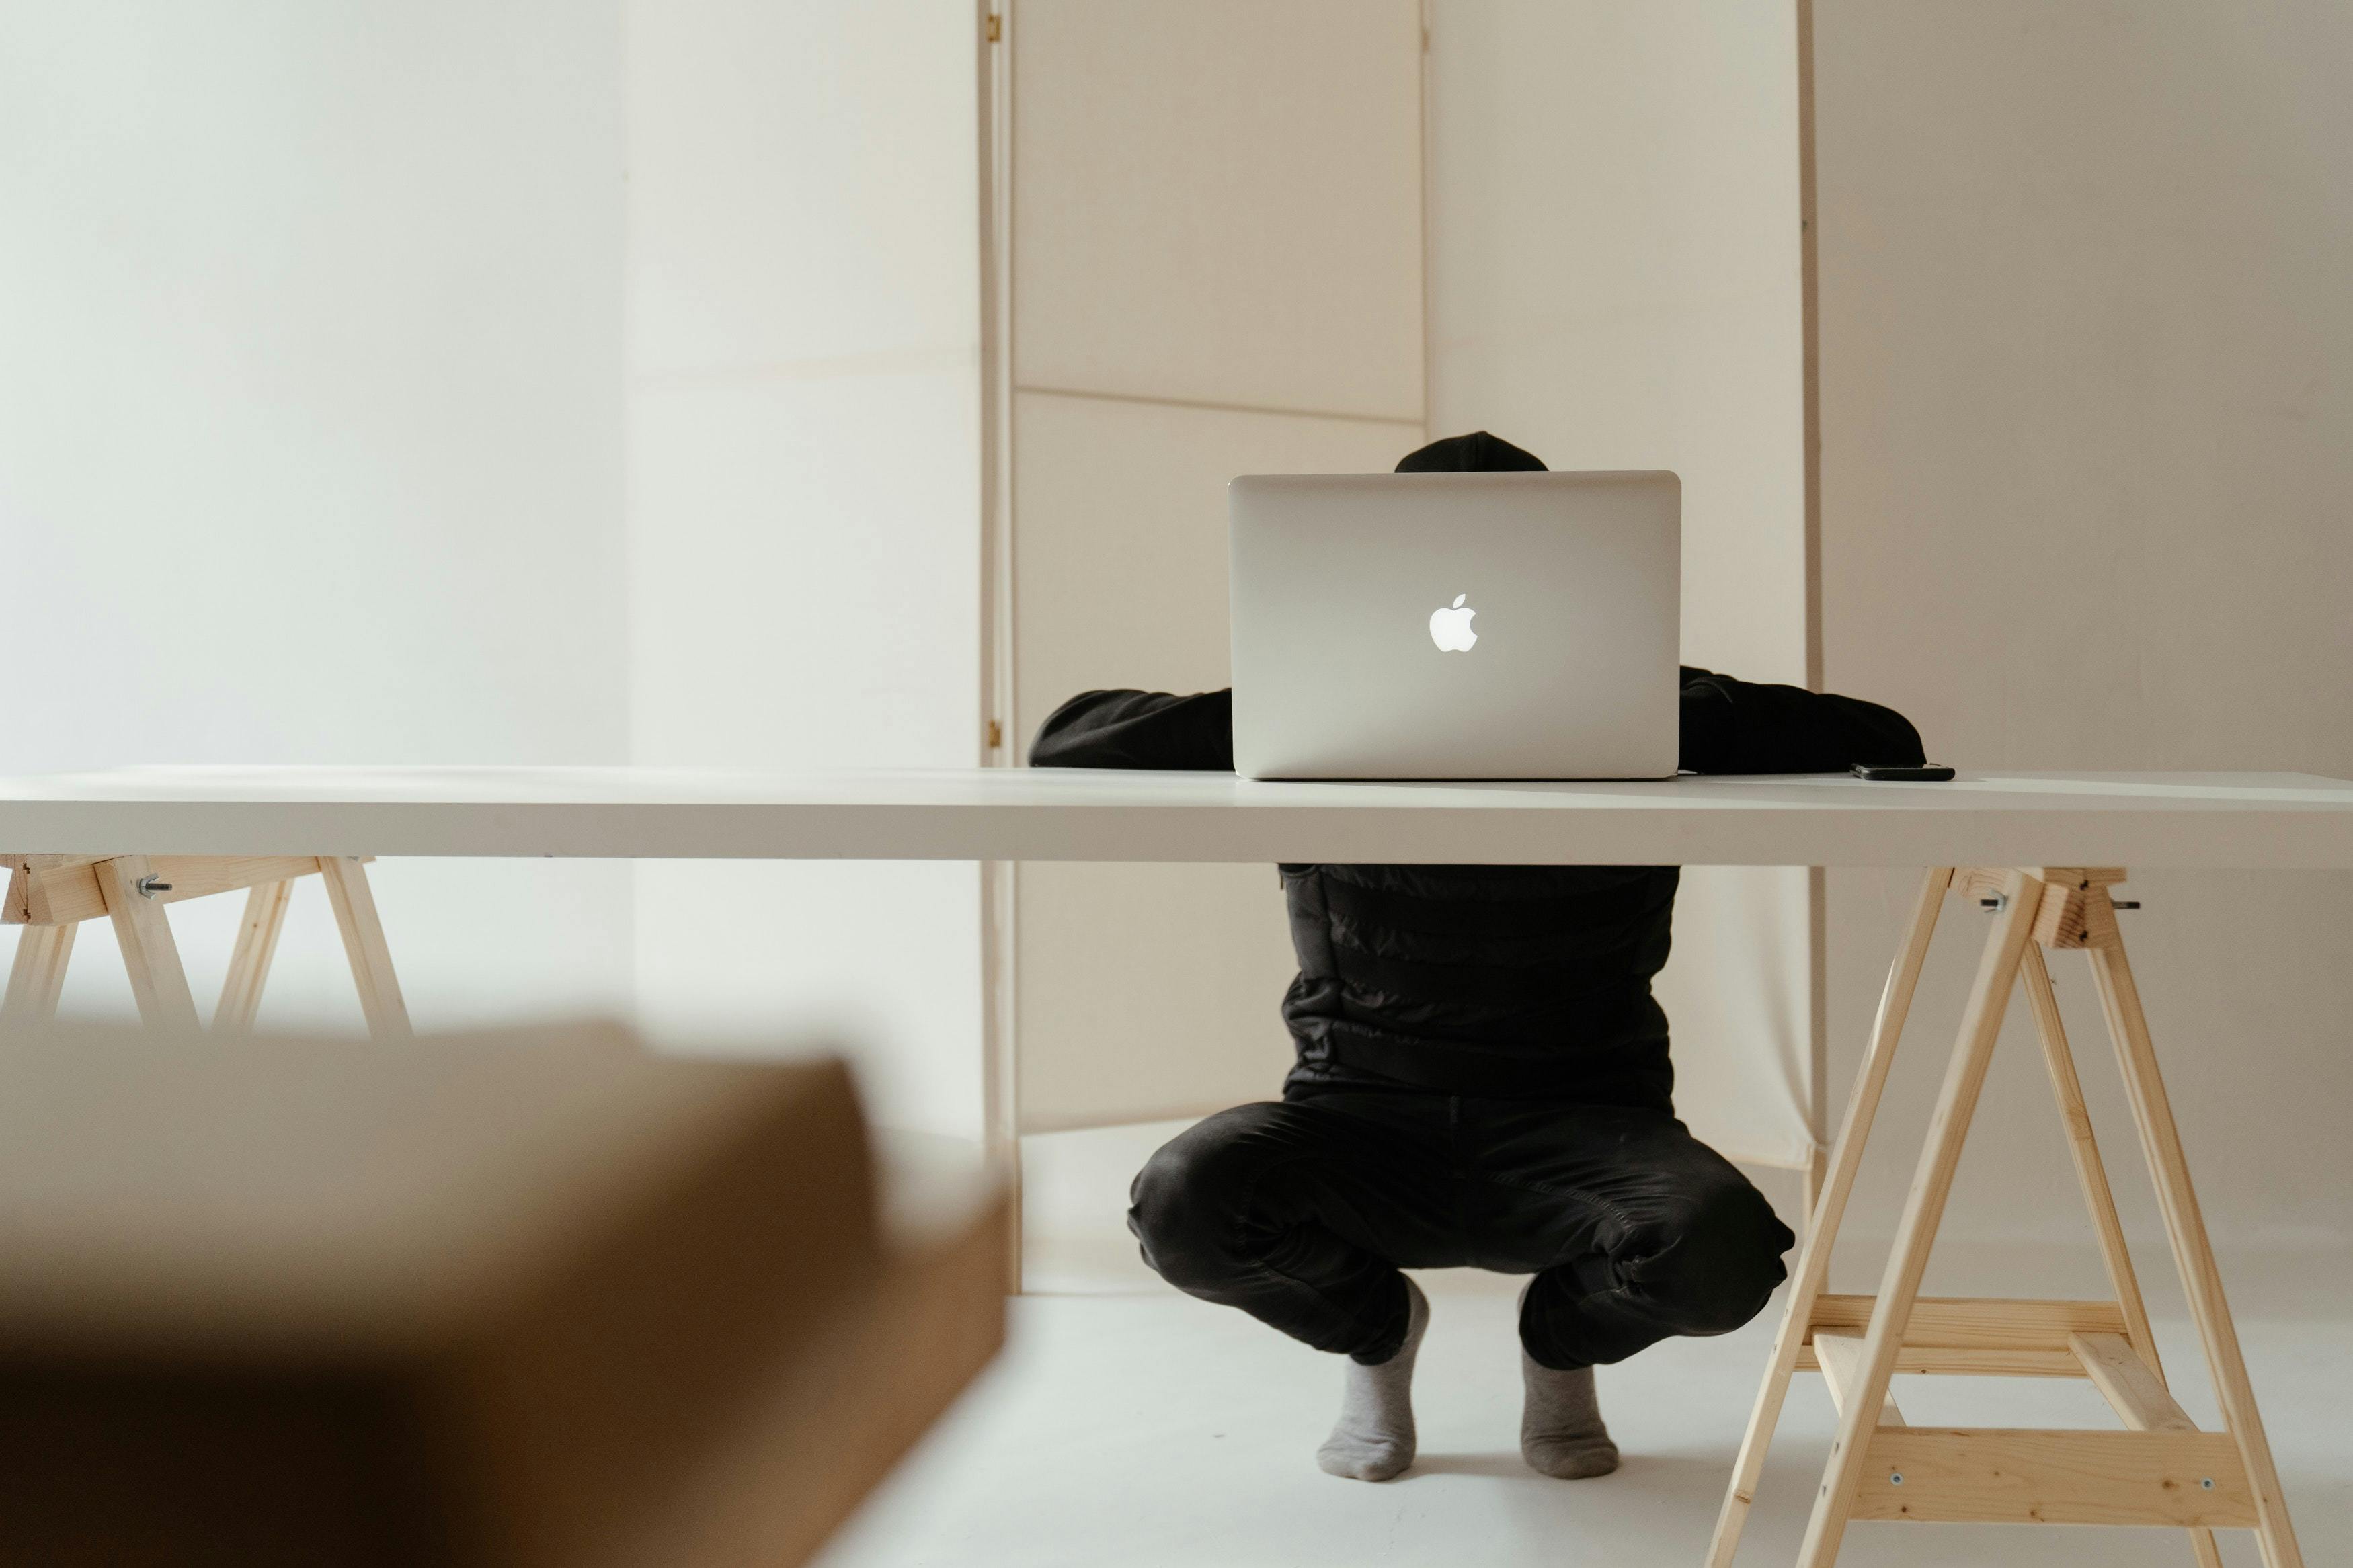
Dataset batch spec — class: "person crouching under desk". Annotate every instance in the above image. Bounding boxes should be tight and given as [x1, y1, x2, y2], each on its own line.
[1027, 431, 1928, 1483]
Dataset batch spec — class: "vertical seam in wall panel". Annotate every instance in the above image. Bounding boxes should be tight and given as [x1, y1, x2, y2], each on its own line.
[977, 0, 1023, 1261]
[1796, 0, 1823, 695]
[1796, 0, 1829, 1153]
[996, 3, 1021, 764]
[977, 0, 1007, 768]
[1417, 0, 1435, 438]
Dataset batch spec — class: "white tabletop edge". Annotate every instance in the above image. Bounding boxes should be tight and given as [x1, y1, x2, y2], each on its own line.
[3, 766, 2352, 869]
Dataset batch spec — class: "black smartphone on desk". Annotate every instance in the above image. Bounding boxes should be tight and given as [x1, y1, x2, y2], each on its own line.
[1852, 763, 1956, 781]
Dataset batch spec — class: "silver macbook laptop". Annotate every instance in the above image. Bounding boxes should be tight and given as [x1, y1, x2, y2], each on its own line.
[1228, 470, 1681, 780]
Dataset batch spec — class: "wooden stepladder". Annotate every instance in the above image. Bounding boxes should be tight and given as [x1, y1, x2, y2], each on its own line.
[1708, 867, 2301, 1568]
[3, 853, 409, 1040]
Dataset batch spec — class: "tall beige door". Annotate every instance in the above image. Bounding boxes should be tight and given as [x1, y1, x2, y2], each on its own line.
[998, 1, 1428, 1131]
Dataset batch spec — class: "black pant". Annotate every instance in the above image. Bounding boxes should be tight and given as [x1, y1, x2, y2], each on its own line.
[1127, 1091, 1795, 1370]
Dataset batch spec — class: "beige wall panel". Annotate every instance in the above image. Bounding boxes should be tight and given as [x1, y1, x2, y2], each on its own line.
[1816, 3, 2353, 1247]
[629, 0, 982, 378]
[1011, 391, 1422, 1130]
[1427, 0, 1808, 686]
[1656, 865, 1817, 1171]
[1424, 2, 1816, 1170]
[627, 0, 985, 1139]
[1010, 0, 1425, 421]
[1016, 861, 1298, 1130]
[629, 373, 983, 1138]
[1010, 390, 1423, 743]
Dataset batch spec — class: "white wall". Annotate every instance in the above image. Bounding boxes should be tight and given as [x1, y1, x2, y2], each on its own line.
[1, 3, 990, 1145]
[625, 0, 986, 1139]
[0, 0, 635, 1030]
[1816, 2, 2353, 1255]
[1425, 0, 1819, 1172]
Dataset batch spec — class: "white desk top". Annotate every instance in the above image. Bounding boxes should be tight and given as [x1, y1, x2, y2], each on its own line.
[4, 766, 2352, 868]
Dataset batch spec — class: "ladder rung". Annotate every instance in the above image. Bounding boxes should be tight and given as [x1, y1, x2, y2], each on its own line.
[1809, 1294, 2127, 1352]
[1853, 1428, 2253, 1528]
[1797, 1343, 2085, 1378]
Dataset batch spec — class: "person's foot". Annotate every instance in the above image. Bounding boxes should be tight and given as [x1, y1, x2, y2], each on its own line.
[1316, 1276, 1429, 1481]
[1519, 1350, 1619, 1479]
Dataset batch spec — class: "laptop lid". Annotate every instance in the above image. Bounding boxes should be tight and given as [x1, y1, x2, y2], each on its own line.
[1228, 470, 1681, 781]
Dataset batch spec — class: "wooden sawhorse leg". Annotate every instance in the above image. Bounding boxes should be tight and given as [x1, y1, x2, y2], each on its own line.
[93, 854, 202, 1030]
[2, 922, 77, 1026]
[216, 878, 297, 1032]
[2021, 940, 2222, 1567]
[3, 854, 409, 1040]
[315, 856, 411, 1038]
[1709, 866, 1953, 1564]
[1708, 866, 2303, 1568]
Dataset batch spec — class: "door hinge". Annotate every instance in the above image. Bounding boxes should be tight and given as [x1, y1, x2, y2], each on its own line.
[987, 718, 1004, 749]
[986, 13, 1001, 42]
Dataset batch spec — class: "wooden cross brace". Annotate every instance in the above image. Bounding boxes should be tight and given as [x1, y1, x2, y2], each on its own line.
[3, 852, 409, 1040]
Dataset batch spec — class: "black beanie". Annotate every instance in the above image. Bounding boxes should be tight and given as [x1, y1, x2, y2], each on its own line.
[1394, 431, 1548, 473]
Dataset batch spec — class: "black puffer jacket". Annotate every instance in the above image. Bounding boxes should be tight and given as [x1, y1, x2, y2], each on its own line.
[1029, 671, 1923, 1110]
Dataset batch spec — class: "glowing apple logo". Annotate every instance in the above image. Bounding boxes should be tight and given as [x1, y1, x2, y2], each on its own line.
[1429, 593, 1478, 652]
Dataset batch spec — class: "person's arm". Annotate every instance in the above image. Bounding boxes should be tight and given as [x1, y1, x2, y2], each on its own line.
[1678, 666, 1924, 775]
[1029, 672, 1920, 775]
[1029, 688, 1234, 771]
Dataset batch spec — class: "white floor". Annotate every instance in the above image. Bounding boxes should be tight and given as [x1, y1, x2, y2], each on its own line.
[827, 1126, 2352, 1568]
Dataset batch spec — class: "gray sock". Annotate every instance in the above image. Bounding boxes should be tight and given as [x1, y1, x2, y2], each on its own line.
[1519, 1350, 1618, 1479]
[1316, 1276, 1429, 1481]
